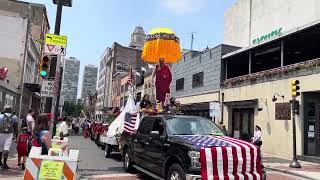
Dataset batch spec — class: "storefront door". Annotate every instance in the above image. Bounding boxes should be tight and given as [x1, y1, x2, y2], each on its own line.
[232, 108, 254, 141]
[304, 93, 320, 156]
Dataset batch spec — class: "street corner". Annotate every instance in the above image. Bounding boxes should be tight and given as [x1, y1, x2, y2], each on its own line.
[0, 159, 24, 179]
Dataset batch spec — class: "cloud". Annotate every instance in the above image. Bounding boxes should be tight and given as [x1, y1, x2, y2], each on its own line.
[160, 0, 207, 14]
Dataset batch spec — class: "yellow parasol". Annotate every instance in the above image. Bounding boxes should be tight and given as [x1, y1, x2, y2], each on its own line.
[142, 27, 182, 63]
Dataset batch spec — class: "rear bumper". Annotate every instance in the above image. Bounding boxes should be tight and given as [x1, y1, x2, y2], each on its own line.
[186, 174, 201, 180]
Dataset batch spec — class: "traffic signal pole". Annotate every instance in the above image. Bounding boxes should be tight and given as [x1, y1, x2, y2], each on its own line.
[44, 0, 63, 137]
[289, 80, 301, 168]
[289, 98, 301, 168]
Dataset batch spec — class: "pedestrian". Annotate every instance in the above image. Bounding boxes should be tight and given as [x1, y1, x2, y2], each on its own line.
[74, 119, 80, 135]
[151, 58, 172, 104]
[59, 117, 69, 140]
[26, 109, 35, 135]
[31, 113, 52, 155]
[219, 122, 227, 133]
[16, 127, 29, 170]
[71, 118, 75, 133]
[251, 125, 262, 147]
[0, 106, 18, 169]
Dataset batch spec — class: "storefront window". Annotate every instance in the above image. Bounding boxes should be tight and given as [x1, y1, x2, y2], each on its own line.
[4, 94, 14, 108]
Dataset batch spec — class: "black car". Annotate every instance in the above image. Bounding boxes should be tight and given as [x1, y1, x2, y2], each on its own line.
[121, 115, 265, 180]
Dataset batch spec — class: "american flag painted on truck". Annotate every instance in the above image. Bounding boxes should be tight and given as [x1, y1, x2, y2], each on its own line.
[200, 136, 263, 180]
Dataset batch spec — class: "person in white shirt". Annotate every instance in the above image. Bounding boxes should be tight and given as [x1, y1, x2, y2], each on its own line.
[59, 118, 68, 140]
[26, 109, 35, 134]
[252, 125, 262, 147]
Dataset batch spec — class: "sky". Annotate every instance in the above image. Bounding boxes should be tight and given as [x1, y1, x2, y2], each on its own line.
[24, 0, 236, 98]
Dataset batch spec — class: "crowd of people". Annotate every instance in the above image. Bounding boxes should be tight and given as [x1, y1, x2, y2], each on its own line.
[0, 106, 76, 170]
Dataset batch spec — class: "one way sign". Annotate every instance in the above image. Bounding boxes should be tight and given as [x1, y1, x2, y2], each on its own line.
[45, 43, 66, 56]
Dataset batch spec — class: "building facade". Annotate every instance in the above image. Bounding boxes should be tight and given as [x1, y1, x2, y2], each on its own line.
[0, 0, 49, 117]
[61, 57, 80, 103]
[81, 64, 98, 99]
[222, 0, 320, 160]
[129, 26, 145, 49]
[104, 43, 145, 108]
[224, 0, 320, 47]
[96, 48, 109, 116]
[171, 45, 238, 119]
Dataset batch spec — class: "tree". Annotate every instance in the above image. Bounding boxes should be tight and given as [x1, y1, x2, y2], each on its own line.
[63, 101, 83, 117]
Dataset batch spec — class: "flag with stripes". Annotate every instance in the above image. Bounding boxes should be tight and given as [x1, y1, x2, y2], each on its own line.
[53, 67, 61, 96]
[200, 136, 263, 180]
[124, 112, 137, 135]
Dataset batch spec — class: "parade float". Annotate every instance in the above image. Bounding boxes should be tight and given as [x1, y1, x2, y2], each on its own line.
[104, 27, 181, 157]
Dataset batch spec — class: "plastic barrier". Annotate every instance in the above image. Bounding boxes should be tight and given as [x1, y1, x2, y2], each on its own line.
[24, 146, 79, 180]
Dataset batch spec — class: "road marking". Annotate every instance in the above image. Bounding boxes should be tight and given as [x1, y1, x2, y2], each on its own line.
[88, 173, 138, 178]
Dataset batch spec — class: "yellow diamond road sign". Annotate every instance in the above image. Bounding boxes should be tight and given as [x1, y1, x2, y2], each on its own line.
[45, 34, 67, 47]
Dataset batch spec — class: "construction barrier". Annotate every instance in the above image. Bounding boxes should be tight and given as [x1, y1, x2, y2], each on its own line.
[24, 147, 79, 180]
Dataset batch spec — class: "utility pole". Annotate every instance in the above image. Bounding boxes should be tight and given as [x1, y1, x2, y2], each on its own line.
[190, 32, 195, 50]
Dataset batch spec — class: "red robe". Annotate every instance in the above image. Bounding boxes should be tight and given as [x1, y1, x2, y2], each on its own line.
[155, 64, 172, 103]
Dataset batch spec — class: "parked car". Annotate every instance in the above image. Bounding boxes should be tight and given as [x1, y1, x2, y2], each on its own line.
[121, 115, 266, 180]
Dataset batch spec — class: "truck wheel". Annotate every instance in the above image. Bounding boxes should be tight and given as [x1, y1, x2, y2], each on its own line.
[123, 148, 133, 172]
[101, 143, 106, 150]
[104, 144, 111, 158]
[167, 164, 186, 180]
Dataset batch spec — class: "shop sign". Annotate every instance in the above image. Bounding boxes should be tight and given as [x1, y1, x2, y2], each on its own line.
[252, 27, 283, 45]
[41, 80, 54, 97]
[275, 102, 291, 120]
[0, 67, 8, 80]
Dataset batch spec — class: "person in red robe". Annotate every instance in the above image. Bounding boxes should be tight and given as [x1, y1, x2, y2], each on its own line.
[152, 58, 172, 104]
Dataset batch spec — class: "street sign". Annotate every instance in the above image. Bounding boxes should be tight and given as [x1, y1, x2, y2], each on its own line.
[41, 80, 54, 97]
[45, 34, 67, 46]
[45, 43, 66, 56]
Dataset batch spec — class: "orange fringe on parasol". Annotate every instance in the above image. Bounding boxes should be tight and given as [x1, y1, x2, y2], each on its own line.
[142, 28, 182, 63]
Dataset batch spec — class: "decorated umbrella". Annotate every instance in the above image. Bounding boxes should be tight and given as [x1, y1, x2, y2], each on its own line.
[142, 27, 182, 63]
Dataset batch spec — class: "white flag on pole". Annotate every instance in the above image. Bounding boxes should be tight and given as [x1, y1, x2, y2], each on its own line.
[148, 64, 155, 69]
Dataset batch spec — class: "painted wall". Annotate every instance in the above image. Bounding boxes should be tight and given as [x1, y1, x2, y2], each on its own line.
[224, 0, 320, 47]
[222, 73, 320, 158]
[0, 15, 28, 90]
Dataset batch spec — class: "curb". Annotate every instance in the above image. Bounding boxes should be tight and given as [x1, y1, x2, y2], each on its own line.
[266, 167, 318, 180]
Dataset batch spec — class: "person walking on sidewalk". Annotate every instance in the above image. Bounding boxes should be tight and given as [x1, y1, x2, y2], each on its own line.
[26, 109, 35, 135]
[59, 117, 69, 140]
[251, 125, 262, 147]
[17, 127, 29, 170]
[0, 106, 18, 169]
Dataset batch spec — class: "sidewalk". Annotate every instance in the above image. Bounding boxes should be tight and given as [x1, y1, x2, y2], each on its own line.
[0, 158, 24, 179]
[263, 153, 320, 180]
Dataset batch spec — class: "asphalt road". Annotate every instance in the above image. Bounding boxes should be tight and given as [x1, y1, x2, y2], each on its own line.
[0, 134, 308, 180]
[69, 134, 149, 180]
[69, 134, 307, 180]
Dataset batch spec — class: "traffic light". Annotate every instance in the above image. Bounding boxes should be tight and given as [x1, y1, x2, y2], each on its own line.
[291, 80, 300, 98]
[40, 56, 50, 78]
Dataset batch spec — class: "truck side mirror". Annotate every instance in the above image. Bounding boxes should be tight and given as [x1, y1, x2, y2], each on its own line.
[150, 131, 160, 139]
